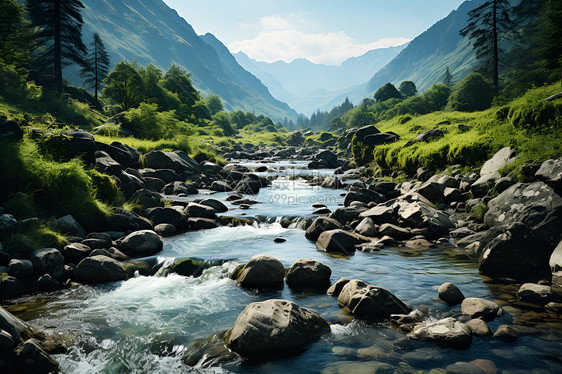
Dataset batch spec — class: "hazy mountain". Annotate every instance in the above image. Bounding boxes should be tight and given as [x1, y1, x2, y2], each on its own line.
[72, 0, 298, 121]
[364, 0, 484, 96]
[234, 44, 407, 115]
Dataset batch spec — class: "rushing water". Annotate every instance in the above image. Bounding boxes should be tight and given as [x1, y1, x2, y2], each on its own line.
[4, 162, 562, 373]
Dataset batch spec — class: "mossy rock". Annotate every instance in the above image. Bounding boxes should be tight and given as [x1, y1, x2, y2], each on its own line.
[217, 216, 253, 227]
[169, 258, 209, 277]
[123, 261, 153, 277]
[230, 264, 245, 280]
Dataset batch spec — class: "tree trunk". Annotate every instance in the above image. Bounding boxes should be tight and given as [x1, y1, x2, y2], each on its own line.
[54, 0, 62, 92]
[94, 42, 98, 101]
[492, 0, 499, 89]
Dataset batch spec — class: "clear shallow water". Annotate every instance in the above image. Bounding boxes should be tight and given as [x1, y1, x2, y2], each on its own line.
[4, 161, 562, 373]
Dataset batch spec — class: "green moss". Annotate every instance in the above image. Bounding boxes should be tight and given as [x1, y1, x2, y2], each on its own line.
[5, 224, 68, 256]
[471, 202, 489, 223]
[229, 264, 245, 280]
[123, 261, 153, 277]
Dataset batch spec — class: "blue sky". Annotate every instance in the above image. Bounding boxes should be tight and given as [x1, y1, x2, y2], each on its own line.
[163, 0, 467, 65]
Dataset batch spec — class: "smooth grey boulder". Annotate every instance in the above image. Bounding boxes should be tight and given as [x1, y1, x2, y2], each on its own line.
[305, 217, 343, 241]
[316, 229, 360, 255]
[286, 259, 331, 290]
[73, 255, 128, 284]
[33, 274, 61, 292]
[378, 223, 411, 241]
[235, 255, 285, 289]
[354, 217, 377, 237]
[416, 181, 444, 203]
[471, 147, 516, 195]
[328, 206, 365, 225]
[517, 283, 554, 304]
[337, 279, 411, 320]
[210, 180, 233, 192]
[353, 125, 380, 142]
[140, 168, 181, 184]
[438, 282, 465, 305]
[327, 278, 350, 297]
[188, 217, 218, 230]
[466, 318, 492, 336]
[118, 230, 163, 257]
[29, 248, 65, 280]
[130, 189, 164, 210]
[225, 299, 330, 357]
[105, 208, 153, 233]
[184, 203, 217, 219]
[409, 318, 472, 349]
[460, 298, 501, 321]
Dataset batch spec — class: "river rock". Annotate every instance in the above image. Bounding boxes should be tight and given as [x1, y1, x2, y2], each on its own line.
[130, 189, 164, 210]
[378, 223, 412, 240]
[549, 239, 562, 272]
[15, 339, 59, 373]
[471, 147, 516, 196]
[466, 318, 492, 336]
[224, 299, 330, 357]
[163, 181, 198, 195]
[55, 214, 86, 237]
[73, 255, 128, 284]
[409, 317, 472, 349]
[438, 282, 465, 305]
[481, 181, 562, 275]
[140, 168, 181, 184]
[343, 189, 384, 207]
[286, 259, 331, 290]
[0, 117, 23, 140]
[359, 204, 396, 224]
[0, 306, 34, 344]
[446, 362, 486, 374]
[337, 279, 411, 320]
[33, 274, 61, 292]
[354, 125, 380, 142]
[210, 180, 233, 192]
[145, 207, 189, 231]
[118, 230, 163, 257]
[460, 298, 501, 321]
[327, 278, 350, 297]
[198, 198, 228, 213]
[354, 217, 377, 237]
[305, 217, 343, 241]
[184, 203, 217, 219]
[0, 275, 27, 300]
[7, 259, 34, 280]
[493, 325, 518, 341]
[329, 206, 365, 225]
[516, 283, 554, 304]
[316, 229, 360, 255]
[535, 157, 562, 193]
[144, 150, 200, 174]
[235, 255, 285, 289]
[188, 218, 218, 230]
[30, 248, 64, 280]
[62, 243, 92, 264]
[104, 208, 153, 233]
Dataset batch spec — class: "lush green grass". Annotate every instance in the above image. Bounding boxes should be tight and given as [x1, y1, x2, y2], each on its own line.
[354, 83, 562, 174]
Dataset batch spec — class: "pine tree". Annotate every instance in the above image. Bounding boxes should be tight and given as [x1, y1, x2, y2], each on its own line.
[443, 67, 453, 87]
[81, 33, 110, 100]
[534, 0, 562, 70]
[27, 0, 87, 91]
[460, 0, 516, 88]
[0, 0, 32, 66]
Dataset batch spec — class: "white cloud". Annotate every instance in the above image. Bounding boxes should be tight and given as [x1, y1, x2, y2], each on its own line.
[229, 23, 410, 66]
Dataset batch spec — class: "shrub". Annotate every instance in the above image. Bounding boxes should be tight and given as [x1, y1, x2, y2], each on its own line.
[446, 73, 495, 112]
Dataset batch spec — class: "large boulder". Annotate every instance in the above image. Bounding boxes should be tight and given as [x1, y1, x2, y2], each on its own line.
[477, 182, 562, 279]
[409, 318, 472, 349]
[29, 248, 65, 280]
[460, 298, 501, 321]
[337, 279, 411, 320]
[404, 127, 444, 147]
[329, 206, 365, 225]
[305, 217, 343, 241]
[140, 168, 182, 184]
[130, 189, 164, 211]
[354, 217, 377, 237]
[224, 299, 330, 357]
[235, 255, 285, 289]
[163, 181, 198, 195]
[517, 283, 554, 304]
[104, 208, 153, 232]
[316, 229, 360, 255]
[359, 205, 396, 225]
[143, 150, 201, 174]
[15, 339, 59, 373]
[7, 259, 34, 280]
[118, 230, 163, 257]
[55, 214, 86, 237]
[353, 125, 380, 142]
[438, 282, 465, 305]
[286, 259, 331, 290]
[198, 198, 228, 213]
[536, 157, 562, 194]
[363, 132, 399, 147]
[73, 255, 128, 284]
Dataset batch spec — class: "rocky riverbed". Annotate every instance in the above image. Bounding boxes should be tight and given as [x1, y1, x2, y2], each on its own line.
[1, 125, 562, 373]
